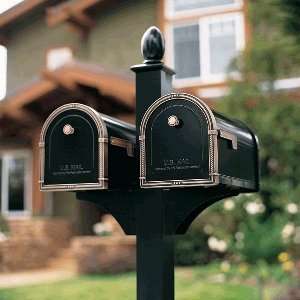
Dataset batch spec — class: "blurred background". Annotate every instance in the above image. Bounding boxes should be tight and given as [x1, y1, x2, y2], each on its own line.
[0, 0, 299, 299]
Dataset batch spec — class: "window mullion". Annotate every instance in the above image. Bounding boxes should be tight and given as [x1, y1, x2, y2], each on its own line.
[235, 15, 245, 50]
[200, 18, 210, 79]
[24, 156, 31, 213]
[2, 156, 9, 214]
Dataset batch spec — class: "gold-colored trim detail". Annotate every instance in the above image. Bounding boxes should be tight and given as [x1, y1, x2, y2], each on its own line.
[110, 137, 135, 157]
[39, 102, 108, 191]
[139, 92, 219, 189]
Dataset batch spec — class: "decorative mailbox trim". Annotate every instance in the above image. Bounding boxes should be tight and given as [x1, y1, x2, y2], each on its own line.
[39, 103, 108, 191]
[139, 93, 219, 188]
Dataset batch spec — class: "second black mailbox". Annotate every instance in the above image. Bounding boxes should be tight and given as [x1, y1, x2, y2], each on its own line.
[139, 93, 259, 191]
[40, 103, 136, 191]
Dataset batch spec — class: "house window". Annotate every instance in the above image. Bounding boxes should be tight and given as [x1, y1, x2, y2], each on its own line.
[173, 24, 201, 79]
[0, 151, 31, 217]
[170, 13, 244, 85]
[46, 47, 73, 71]
[165, 0, 245, 87]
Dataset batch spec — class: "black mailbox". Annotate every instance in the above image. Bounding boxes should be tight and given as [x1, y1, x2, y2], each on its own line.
[40, 103, 136, 191]
[139, 93, 259, 191]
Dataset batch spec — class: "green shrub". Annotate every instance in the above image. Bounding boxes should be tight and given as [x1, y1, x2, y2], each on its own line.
[175, 217, 222, 266]
[0, 214, 9, 234]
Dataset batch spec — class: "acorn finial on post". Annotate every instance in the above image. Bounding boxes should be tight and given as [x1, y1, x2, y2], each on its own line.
[141, 26, 165, 64]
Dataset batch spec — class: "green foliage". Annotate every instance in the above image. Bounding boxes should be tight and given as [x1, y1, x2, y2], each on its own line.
[233, 215, 286, 264]
[218, 0, 300, 211]
[211, 0, 300, 265]
[175, 219, 215, 266]
[175, 1, 300, 267]
[0, 214, 9, 234]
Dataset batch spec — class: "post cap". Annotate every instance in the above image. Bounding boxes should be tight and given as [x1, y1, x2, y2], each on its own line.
[141, 26, 165, 64]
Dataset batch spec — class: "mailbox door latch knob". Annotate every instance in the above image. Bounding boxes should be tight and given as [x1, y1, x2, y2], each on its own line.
[168, 115, 180, 127]
[63, 124, 75, 135]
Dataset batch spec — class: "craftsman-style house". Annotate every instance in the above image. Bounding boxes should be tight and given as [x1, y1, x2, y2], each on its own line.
[1, 0, 298, 237]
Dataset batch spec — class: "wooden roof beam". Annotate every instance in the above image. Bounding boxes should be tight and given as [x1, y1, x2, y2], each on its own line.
[46, 0, 100, 28]
[0, 80, 56, 113]
[2, 108, 40, 127]
[0, 0, 47, 29]
[42, 69, 78, 91]
[68, 11, 95, 29]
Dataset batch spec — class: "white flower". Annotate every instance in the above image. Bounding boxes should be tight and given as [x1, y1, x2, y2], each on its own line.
[224, 199, 235, 211]
[235, 232, 244, 241]
[281, 223, 295, 240]
[203, 224, 213, 235]
[244, 201, 265, 215]
[93, 222, 112, 236]
[208, 236, 228, 253]
[217, 240, 228, 253]
[286, 203, 298, 214]
[0, 232, 7, 242]
[208, 236, 219, 250]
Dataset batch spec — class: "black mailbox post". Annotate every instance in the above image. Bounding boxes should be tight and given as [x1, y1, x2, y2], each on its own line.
[40, 103, 136, 191]
[40, 26, 259, 300]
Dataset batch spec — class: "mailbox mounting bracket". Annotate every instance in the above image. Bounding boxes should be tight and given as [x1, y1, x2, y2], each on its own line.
[219, 129, 238, 150]
[110, 137, 135, 157]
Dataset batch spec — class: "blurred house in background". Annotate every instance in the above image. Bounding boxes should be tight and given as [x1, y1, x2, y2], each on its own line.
[0, 0, 298, 271]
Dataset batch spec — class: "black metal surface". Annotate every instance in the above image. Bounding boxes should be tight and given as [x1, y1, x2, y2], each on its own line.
[42, 105, 137, 190]
[141, 26, 165, 64]
[44, 109, 99, 185]
[216, 113, 259, 191]
[146, 98, 210, 181]
[139, 92, 259, 191]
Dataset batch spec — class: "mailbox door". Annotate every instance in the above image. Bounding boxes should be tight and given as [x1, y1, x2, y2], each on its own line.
[40, 104, 107, 191]
[140, 93, 218, 188]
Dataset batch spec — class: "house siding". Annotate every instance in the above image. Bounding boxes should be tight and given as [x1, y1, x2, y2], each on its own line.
[88, 0, 157, 72]
[6, 16, 88, 93]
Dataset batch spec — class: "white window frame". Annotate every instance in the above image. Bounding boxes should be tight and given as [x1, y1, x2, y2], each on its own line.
[0, 149, 32, 218]
[46, 46, 73, 71]
[165, 12, 245, 88]
[0, 45, 7, 101]
[165, 0, 243, 20]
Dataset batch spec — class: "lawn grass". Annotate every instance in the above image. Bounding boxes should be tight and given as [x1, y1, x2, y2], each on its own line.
[0, 267, 284, 300]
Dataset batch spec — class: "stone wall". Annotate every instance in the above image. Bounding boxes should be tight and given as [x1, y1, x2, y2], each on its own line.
[0, 218, 73, 272]
[71, 236, 136, 274]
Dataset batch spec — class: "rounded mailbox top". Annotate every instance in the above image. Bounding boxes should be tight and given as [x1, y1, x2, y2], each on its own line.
[141, 26, 165, 64]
